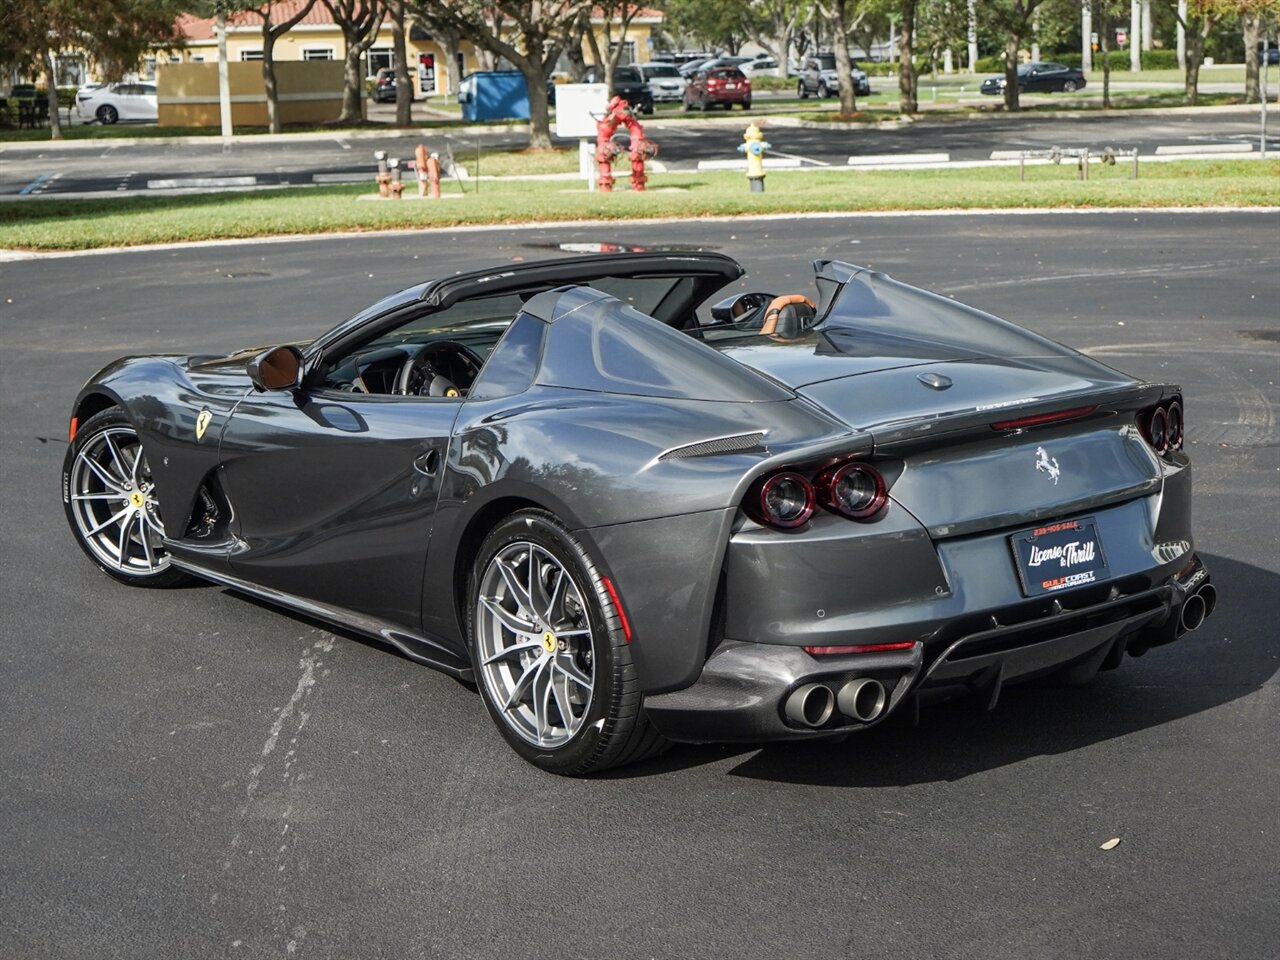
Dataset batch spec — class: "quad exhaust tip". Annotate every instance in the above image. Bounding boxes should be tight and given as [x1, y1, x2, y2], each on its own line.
[785, 683, 835, 728]
[837, 678, 887, 723]
[1180, 583, 1217, 634]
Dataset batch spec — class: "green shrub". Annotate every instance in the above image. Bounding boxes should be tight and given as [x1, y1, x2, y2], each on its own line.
[1141, 49, 1179, 69]
[749, 74, 793, 91]
[975, 56, 1005, 73]
[860, 62, 898, 76]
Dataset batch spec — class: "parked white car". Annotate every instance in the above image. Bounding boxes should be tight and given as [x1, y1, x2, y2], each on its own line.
[637, 63, 687, 102]
[76, 82, 158, 124]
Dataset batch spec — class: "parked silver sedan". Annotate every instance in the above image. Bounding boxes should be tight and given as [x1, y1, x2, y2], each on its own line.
[638, 63, 687, 102]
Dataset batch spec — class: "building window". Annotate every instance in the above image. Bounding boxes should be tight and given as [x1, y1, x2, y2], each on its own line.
[368, 48, 393, 76]
[190, 55, 205, 63]
[302, 48, 334, 61]
[240, 50, 263, 62]
[609, 41, 637, 66]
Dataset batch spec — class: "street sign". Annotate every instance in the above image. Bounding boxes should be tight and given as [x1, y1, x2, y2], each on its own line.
[418, 53, 436, 96]
[553, 83, 608, 139]
[1116, 29, 1128, 46]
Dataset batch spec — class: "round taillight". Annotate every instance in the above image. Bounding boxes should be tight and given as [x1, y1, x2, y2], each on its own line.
[816, 462, 887, 520]
[754, 472, 815, 529]
[1166, 401, 1183, 449]
[1149, 407, 1168, 454]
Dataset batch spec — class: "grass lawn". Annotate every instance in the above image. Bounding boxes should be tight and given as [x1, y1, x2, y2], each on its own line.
[2, 159, 1275, 252]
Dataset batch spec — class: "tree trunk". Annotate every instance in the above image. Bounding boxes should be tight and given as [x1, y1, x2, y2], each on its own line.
[339, 32, 365, 122]
[831, 0, 857, 114]
[1002, 32, 1020, 111]
[391, 1, 412, 125]
[1243, 13, 1260, 104]
[263, 31, 282, 133]
[1185, 29, 1205, 104]
[522, 60, 553, 149]
[1101, 9, 1112, 109]
[42, 47, 62, 140]
[899, 0, 917, 114]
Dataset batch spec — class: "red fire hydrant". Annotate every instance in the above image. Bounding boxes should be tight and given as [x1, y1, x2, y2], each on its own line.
[594, 96, 657, 193]
[415, 143, 442, 199]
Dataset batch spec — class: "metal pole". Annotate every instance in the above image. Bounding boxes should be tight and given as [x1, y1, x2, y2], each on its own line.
[216, 5, 233, 141]
[1020, 153, 1025, 181]
[1133, 149, 1139, 179]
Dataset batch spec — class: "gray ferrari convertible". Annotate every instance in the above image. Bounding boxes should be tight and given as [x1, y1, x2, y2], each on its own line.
[62, 252, 1213, 774]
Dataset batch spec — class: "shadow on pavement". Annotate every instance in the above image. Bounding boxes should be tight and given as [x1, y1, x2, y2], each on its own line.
[623, 553, 1277, 785]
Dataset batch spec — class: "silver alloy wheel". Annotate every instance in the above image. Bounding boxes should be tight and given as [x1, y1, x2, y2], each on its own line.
[68, 426, 169, 576]
[475, 541, 595, 748]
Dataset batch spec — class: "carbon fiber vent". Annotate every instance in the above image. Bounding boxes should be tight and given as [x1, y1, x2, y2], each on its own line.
[658, 432, 766, 461]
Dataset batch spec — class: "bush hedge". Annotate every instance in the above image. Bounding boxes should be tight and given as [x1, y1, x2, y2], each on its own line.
[978, 49, 1179, 73]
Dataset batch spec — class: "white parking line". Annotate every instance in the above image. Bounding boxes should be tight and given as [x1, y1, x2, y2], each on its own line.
[335, 139, 352, 150]
[312, 172, 369, 183]
[146, 176, 258, 189]
[770, 150, 830, 167]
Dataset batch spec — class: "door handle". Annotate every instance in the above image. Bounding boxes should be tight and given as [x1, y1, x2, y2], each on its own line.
[413, 448, 439, 476]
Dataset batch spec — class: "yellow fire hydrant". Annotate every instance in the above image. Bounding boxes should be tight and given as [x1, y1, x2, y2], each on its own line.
[738, 123, 770, 193]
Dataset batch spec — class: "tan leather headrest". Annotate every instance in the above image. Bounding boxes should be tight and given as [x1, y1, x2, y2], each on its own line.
[760, 294, 816, 336]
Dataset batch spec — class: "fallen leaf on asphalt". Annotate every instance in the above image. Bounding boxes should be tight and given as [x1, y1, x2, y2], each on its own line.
[1100, 837, 1121, 850]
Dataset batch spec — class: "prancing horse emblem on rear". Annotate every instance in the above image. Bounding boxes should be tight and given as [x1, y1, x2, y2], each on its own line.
[195, 408, 213, 441]
[1035, 446, 1060, 485]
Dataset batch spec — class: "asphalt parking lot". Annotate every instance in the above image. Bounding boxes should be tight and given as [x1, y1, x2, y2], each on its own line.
[2, 210, 1277, 959]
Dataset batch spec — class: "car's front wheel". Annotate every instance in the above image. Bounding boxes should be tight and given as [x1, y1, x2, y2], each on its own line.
[797, 81, 808, 99]
[818, 81, 830, 98]
[96, 104, 118, 124]
[468, 510, 666, 775]
[62, 406, 191, 587]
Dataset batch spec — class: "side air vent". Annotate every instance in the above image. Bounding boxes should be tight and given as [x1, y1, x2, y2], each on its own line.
[658, 432, 766, 461]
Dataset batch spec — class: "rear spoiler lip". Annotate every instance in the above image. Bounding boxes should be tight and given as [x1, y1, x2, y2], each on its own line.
[868, 382, 1167, 451]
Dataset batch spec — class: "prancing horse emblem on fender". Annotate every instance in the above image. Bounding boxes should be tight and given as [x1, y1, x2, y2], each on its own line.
[195, 408, 213, 441]
[1035, 445, 1061, 485]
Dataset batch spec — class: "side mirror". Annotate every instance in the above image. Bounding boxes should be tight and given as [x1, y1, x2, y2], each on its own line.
[710, 292, 774, 324]
[247, 345, 304, 392]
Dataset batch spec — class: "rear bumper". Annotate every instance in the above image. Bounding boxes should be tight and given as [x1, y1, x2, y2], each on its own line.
[645, 555, 1214, 743]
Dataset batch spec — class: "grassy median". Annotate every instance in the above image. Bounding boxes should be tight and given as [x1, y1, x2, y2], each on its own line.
[2, 158, 1275, 251]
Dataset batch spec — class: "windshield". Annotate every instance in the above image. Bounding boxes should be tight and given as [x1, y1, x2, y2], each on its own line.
[614, 66, 642, 83]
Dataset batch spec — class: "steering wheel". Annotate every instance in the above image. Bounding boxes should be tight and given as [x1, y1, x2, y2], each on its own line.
[396, 340, 484, 397]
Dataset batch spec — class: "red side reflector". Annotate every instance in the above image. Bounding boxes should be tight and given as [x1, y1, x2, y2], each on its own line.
[68, 417, 79, 442]
[990, 405, 1097, 431]
[601, 576, 633, 644]
[803, 641, 916, 656]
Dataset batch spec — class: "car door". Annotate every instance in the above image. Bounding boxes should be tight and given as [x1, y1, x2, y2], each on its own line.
[217, 382, 460, 632]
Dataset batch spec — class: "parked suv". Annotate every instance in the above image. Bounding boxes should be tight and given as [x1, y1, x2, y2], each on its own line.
[683, 67, 751, 110]
[797, 54, 871, 99]
[582, 65, 654, 114]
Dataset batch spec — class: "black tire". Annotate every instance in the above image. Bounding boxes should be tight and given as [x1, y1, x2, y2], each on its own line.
[797, 81, 808, 99]
[467, 509, 668, 775]
[742, 99, 752, 110]
[818, 81, 830, 98]
[62, 406, 192, 588]
[1062, 80, 1078, 93]
[96, 104, 118, 124]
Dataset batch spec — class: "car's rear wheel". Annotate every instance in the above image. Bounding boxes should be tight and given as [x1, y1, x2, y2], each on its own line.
[742, 99, 752, 110]
[62, 407, 190, 588]
[468, 510, 667, 775]
[797, 81, 808, 99]
[96, 104, 118, 124]
[1062, 80, 1078, 93]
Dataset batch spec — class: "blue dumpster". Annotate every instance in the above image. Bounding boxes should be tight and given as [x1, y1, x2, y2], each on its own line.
[457, 71, 530, 122]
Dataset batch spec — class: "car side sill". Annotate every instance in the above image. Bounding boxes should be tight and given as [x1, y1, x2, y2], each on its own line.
[168, 556, 474, 681]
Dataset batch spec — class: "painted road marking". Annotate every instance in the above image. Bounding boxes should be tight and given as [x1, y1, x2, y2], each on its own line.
[770, 151, 830, 167]
[312, 172, 369, 183]
[146, 176, 258, 189]
[18, 173, 51, 195]
[335, 139, 352, 150]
